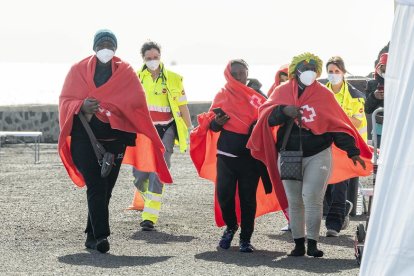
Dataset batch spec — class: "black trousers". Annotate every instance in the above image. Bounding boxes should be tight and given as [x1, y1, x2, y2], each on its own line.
[216, 154, 260, 241]
[324, 179, 349, 232]
[71, 139, 126, 239]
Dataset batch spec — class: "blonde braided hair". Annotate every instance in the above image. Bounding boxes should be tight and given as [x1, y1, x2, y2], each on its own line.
[288, 52, 323, 79]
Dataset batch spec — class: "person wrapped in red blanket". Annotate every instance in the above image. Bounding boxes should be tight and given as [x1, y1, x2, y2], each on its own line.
[58, 29, 171, 253]
[267, 64, 289, 97]
[190, 59, 281, 253]
[247, 52, 372, 258]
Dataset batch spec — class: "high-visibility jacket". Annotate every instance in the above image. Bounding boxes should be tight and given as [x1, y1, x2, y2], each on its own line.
[326, 81, 368, 141]
[138, 63, 189, 152]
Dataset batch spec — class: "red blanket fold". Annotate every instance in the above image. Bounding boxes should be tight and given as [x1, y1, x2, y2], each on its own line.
[210, 63, 266, 134]
[190, 62, 282, 227]
[247, 79, 373, 211]
[58, 55, 172, 187]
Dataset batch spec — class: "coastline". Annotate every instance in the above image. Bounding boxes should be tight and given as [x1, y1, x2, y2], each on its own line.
[0, 78, 369, 143]
[0, 102, 211, 142]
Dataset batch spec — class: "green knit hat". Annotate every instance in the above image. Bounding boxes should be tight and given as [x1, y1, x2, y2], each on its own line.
[93, 29, 117, 51]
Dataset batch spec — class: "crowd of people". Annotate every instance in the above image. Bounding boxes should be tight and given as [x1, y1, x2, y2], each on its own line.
[58, 29, 385, 256]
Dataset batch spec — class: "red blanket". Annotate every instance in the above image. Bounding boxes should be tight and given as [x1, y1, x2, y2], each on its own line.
[247, 79, 373, 211]
[267, 64, 289, 97]
[190, 62, 282, 227]
[58, 56, 172, 187]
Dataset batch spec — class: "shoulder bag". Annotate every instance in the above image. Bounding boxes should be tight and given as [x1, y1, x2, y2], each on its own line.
[279, 113, 303, 181]
[78, 113, 115, 178]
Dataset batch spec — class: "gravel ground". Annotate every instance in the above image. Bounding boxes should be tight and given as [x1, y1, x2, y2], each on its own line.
[0, 144, 368, 275]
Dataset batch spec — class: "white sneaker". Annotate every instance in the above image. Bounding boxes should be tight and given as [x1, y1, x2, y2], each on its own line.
[326, 229, 339, 237]
[341, 200, 354, 230]
[280, 224, 291, 232]
[342, 216, 350, 230]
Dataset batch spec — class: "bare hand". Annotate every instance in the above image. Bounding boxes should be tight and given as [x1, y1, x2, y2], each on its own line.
[351, 155, 366, 170]
[81, 98, 100, 114]
[374, 89, 384, 100]
[215, 114, 230, 125]
[283, 105, 301, 119]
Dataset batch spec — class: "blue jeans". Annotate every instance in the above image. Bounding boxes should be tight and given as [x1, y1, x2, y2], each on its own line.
[324, 179, 349, 232]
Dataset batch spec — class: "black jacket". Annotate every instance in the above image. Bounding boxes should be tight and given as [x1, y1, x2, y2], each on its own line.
[210, 87, 273, 194]
[348, 82, 366, 100]
[364, 78, 384, 114]
[268, 105, 360, 158]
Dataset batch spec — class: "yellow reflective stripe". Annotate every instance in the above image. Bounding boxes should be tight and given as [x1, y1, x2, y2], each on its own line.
[153, 118, 174, 125]
[353, 114, 364, 118]
[358, 126, 368, 134]
[145, 193, 162, 202]
[148, 105, 171, 112]
[143, 207, 160, 216]
[178, 95, 187, 102]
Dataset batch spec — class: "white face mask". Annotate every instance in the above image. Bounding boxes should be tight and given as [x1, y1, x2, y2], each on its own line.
[96, 49, 115, 64]
[327, 73, 343, 85]
[298, 70, 317, 86]
[146, 60, 160, 71]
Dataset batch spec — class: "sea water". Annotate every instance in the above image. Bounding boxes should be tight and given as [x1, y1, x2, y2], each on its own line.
[0, 62, 373, 106]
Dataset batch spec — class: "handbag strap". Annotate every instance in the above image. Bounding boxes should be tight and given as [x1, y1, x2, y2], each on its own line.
[280, 112, 302, 151]
[78, 112, 106, 163]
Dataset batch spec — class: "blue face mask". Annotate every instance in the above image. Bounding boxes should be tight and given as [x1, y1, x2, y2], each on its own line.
[327, 73, 343, 85]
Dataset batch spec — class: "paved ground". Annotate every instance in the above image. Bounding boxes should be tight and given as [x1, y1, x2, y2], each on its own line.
[0, 144, 368, 275]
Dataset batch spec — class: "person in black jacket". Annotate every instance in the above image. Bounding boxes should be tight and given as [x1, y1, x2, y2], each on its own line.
[210, 59, 268, 253]
[374, 42, 389, 68]
[365, 53, 387, 148]
[267, 53, 366, 258]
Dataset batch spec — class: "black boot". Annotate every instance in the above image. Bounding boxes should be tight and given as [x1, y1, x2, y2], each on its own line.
[95, 238, 110, 253]
[85, 233, 96, 249]
[239, 239, 254, 253]
[288, 237, 305, 256]
[219, 225, 238, 249]
[307, 239, 324, 257]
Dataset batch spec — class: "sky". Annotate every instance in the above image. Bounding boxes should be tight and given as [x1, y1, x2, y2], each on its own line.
[1, 0, 394, 67]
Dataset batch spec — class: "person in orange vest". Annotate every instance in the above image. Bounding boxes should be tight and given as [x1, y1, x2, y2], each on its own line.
[323, 56, 368, 237]
[130, 41, 193, 231]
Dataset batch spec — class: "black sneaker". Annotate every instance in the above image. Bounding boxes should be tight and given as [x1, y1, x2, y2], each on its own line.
[239, 240, 254, 253]
[219, 226, 238, 249]
[140, 220, 155, 231]
[95, 238, 110, 253]
[85, 233, 96, 249]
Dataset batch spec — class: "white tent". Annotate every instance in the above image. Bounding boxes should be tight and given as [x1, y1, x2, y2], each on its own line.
[360, 0, 414, 275]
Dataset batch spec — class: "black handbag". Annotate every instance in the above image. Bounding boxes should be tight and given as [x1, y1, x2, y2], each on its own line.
[279, 114, 303, 181]
[78, 113, 115, 178]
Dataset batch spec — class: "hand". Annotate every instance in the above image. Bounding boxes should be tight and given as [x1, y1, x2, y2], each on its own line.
[247, 78, 262, 92]
[186, 125, 194, 146]
[351, 155, 366, 170]
[81, 98, 100, 114]
[283, 105, 302, 119]
[215, 114, 230, 126]
[374, 89, 384, 100]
